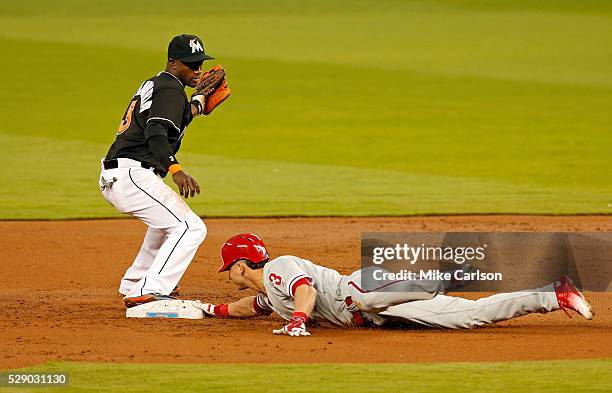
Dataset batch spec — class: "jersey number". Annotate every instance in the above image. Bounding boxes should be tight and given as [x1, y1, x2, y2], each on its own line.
[268, 273, 282, 286]
[117, 99, 137, 134]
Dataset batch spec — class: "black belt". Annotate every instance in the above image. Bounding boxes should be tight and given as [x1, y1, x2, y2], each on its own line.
[103, 159, 157, 173]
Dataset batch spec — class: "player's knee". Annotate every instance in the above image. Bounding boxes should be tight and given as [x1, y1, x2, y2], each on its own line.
[351, 294, 386, 313]
[355, 300, 387, 313]
[188, 216, 207, 244]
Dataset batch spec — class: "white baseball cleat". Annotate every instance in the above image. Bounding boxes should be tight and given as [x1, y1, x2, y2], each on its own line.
[554, 275, 594, 320]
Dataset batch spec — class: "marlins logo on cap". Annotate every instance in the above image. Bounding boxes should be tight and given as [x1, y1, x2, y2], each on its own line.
[189, 38, 204, 54]
[168, 34, 214, 62]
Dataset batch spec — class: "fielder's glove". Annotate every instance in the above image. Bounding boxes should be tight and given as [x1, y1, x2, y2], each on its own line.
[203, 78, 230, 115]
[272, 312, 311, 337]
[190, 65, 230, 115]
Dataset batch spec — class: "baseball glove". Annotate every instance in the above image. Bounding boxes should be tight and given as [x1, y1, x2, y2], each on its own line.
[203, 78, 230, 115]
[192, 65, 226, 100]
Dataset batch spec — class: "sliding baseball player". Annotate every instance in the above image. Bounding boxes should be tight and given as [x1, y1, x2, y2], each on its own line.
[197, 233, 594, 336]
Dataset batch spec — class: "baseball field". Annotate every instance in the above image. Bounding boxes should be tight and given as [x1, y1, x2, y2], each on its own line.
[1, 0, 611, 392]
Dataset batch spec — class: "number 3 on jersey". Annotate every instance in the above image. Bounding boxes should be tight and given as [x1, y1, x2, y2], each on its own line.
[117, 99, 138, 134]
[269, 273, 282, 286]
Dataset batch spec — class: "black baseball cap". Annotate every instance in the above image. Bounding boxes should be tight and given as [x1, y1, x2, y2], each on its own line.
[168, 34, 214, 62]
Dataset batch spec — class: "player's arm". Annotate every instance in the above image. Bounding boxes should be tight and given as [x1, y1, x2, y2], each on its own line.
[146, 87, 200, 198]
[197, 295, 273, 318]
[145, 129, 200, 199]
[228, 296, 258, 317]
[272, 278, 316, 337]
[293, 282, 317, 317]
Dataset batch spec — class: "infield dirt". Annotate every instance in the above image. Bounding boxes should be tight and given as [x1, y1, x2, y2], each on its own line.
[2, 216, 611, 368]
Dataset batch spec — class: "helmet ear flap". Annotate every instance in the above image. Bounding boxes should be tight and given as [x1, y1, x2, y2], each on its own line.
[219, 233, 269, 272]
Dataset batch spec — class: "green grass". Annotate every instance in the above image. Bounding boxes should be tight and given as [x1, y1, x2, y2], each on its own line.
[2, 359, 611, 393]
[0, 133, 608, 219]
[0, 1, 610, 218]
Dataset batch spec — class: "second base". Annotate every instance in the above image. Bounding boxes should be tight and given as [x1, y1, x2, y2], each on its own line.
[126, 300, 204, 319]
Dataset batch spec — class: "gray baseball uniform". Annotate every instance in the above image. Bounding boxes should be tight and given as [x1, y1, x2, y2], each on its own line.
[256, 255, 561, 329]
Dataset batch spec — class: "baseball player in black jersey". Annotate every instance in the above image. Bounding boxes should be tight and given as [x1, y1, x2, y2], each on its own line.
[100, 34, 220, 309]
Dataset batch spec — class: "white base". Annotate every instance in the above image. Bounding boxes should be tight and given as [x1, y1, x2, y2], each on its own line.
[126, 300, 204, 319]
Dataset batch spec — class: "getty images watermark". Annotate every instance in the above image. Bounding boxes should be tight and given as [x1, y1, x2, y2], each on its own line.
[370, 242, 501, 282]
[361, 233, 612, 292]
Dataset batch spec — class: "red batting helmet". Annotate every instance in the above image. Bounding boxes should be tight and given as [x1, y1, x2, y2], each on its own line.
[219, 233, 270, 272]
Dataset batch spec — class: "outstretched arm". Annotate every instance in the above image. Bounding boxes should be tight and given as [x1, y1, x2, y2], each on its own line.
[197, 295, 272, 318]
[229, 296, 259, 317]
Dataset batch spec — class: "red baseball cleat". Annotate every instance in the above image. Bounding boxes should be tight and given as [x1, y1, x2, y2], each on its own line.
[554, 275, 594, 320]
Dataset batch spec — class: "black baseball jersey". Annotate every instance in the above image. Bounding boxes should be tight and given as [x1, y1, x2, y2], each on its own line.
[105, 71, 193, 176]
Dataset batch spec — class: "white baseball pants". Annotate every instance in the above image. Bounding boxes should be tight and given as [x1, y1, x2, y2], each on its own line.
[380, 285, 560, 329]
[342, 267, 559, 329]
[343, 267, 445, 312]
[99, 158, 207, 297]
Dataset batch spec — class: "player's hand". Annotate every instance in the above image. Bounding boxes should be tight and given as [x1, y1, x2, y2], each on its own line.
[193, 302, 217, 317]
[190, 95, 205, 116]
[272, 312, 311, 336]
[192, 302, 229, 318]
[172, 171, 200, 199]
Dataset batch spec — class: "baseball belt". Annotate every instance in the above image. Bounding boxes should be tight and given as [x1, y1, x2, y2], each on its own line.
[103, 158, 159, 175]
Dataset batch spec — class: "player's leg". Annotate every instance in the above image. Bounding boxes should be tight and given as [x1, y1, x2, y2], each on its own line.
[114, 167, 207, 298]
[131, 211, 206, 297]
[344, 267, 445, 313]
[119, 227, 167, 296]
[380, 284, 559, 329]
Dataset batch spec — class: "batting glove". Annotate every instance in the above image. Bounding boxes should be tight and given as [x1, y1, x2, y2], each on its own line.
[273, 312, 311, 337]
[193, 302, 229, 318]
